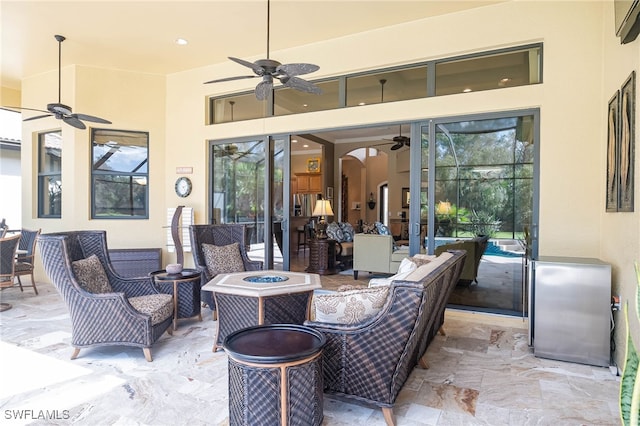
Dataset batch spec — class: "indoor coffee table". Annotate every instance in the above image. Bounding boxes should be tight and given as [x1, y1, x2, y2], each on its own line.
[202, 270, 321, 351]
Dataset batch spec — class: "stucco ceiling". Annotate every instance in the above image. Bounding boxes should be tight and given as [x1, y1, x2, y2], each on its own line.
[1, 1, 505, 90]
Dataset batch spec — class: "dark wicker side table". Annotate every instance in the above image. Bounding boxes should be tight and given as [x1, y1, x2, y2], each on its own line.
[150, 269, 201, 330]
[306, 238, 338, 275]
[224, 324, 325, 426]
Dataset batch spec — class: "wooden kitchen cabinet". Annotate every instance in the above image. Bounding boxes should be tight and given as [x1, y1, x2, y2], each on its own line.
[295, 173, 322, 193]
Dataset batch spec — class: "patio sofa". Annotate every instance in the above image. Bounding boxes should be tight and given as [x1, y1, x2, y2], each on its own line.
[305, 249, 466, 426]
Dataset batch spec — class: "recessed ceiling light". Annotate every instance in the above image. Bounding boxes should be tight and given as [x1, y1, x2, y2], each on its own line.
[292, 139, 298, 143]
[302, 104, 308, 107]
[358, 102, 366, 106]
[498, 77, 511, 87]
[303, 144, 309, 148]
[463, 88, 472, 93]
[175, 38, 188, 46]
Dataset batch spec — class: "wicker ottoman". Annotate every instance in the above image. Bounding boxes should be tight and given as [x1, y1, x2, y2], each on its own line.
[224, 324, 325, 426]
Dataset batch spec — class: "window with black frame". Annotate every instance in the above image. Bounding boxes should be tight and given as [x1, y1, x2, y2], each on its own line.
[91, 129, 149, 219]
[38, 130, 62, 218]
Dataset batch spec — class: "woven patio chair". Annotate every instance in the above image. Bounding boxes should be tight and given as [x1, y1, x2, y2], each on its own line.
[0, 234, 20, 312]
[189, 224, 263, 318]
[37, 231, 174, 362]
[14, 228, 41, 295]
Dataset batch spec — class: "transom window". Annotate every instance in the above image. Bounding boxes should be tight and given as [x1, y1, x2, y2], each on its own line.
[208, 44, 542, 124]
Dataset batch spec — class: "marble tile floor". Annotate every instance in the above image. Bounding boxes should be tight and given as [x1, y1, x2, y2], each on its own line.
[0, 280, 621, 426]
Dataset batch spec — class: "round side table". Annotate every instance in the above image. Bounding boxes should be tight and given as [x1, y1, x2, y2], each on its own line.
[150, 269, 201, 330]
[223, 324, 326, 426]
[306, 238, 338, 275]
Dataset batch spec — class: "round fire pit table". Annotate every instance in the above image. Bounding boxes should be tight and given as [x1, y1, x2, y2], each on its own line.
[223, 324, 326, 426]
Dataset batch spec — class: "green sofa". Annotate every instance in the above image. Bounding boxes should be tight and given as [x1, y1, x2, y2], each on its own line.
[434, 235, 490, 284]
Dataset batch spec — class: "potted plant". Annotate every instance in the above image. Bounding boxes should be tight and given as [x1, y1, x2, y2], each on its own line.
[620, 263, 640, 425]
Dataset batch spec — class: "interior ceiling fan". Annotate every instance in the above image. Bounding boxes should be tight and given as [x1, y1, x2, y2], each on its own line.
[204, 0, 322, 100]
[372, 125, 410, 151]
[1, 35, 111, 130]
[387, 125, 410, 150]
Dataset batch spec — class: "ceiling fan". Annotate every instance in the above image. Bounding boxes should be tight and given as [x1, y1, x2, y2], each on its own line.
[387, 126, 410, 150]
[372, 125, 410, 151]
[214, 144, 239, 158]
[204, 0, 322, 100]
[1, 35, 111, 130]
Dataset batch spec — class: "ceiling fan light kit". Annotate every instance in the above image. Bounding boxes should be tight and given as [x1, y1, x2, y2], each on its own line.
[1, 35, 112, 130]
[204, 0, 321, 100]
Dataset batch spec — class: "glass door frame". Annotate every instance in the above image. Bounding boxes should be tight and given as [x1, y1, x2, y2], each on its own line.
[208, 134, 292, 271]
[408, 109, 540, 260]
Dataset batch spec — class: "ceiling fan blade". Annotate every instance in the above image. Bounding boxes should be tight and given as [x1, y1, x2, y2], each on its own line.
[255, 80, 273, 100]
[204, 75, 258, 84]
[2, 106, 50, 114]
[73, 113, 112, 124]
[390, 142, 404, 151]
[63, 116, 86, 129]
[277, 63, 319, 77]
[23, 114, 52, 122]
[229, 56, 264, 75]
[282, 76, 322, 94]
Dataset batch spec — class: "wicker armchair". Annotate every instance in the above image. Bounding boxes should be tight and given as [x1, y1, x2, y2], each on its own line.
[189, 224, 263, 317]
[37, 231, 173, 362]
[14, 228, 41, 295]
[0, 234, 20, 312]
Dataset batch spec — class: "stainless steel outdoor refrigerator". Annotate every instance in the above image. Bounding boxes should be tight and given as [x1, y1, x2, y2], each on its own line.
[530, 256, 611, 367]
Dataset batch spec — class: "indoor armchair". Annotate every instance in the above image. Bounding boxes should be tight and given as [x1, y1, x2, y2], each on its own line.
[352, 233, 408, 279]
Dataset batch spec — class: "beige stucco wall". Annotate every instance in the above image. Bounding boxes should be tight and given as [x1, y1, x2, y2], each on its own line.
[0, 86, 20, 106]
[17, 0, 639, 369]
[601, 2, 640, 373]
[20, 65, 167, 272]
[163, 0, 634, 371]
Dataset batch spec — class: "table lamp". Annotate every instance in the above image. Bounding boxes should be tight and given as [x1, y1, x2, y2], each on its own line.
[312, 199, 334, 239]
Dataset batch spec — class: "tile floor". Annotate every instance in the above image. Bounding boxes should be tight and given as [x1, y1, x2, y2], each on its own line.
[0, 276, 621, 425]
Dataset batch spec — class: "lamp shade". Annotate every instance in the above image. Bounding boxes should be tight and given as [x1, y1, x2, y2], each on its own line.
[312, 199, 334, 217]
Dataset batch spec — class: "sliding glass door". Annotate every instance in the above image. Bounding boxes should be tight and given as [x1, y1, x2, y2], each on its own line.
[210, 136, 291, 270]
[413, 111, 539, 316]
